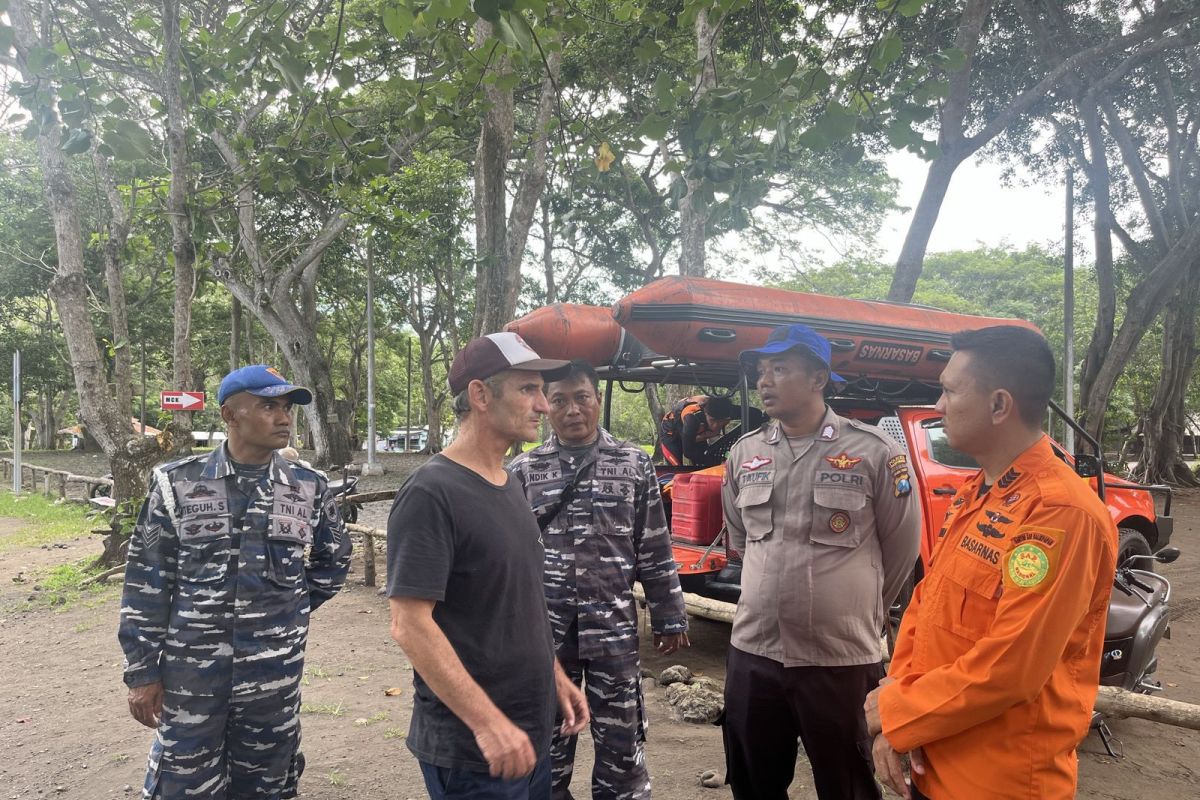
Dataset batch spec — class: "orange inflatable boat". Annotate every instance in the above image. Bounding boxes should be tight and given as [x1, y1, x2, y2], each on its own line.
[504, 303, 653, 367]
[611, 276, 1042, 382]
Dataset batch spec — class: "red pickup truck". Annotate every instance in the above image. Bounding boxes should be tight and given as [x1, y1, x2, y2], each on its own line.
[506, 276, 1174, 606]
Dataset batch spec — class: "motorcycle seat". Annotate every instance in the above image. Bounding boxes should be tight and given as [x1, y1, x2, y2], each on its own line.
[1105, 580, 1166, 639]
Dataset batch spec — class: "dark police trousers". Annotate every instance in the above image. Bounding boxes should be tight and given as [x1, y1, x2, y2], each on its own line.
[721, 646, 884, 800]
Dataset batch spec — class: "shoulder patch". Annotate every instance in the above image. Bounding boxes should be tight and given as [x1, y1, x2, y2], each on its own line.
[1003, 526, 1063, 593]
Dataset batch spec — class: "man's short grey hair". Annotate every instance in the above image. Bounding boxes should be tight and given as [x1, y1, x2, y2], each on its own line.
[451, 373, 507, 420]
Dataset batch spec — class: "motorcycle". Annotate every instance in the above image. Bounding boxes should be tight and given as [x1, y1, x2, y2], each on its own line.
[329, 468, 361, 525]
[1092, 545, 1180, 757]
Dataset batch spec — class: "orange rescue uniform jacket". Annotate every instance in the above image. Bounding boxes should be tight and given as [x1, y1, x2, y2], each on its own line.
[879, 435, 1116, 799]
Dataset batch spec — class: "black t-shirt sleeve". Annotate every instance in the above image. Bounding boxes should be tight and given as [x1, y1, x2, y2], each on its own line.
[385, 479, 454, 600]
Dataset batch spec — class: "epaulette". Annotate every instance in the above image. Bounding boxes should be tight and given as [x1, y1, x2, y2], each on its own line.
[731, 421, 769, 448]
[845, 417, 904, 449]
[158, 453, 205, 472]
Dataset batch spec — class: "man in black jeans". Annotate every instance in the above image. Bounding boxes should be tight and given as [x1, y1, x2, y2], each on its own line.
[386, 333, 589, 800]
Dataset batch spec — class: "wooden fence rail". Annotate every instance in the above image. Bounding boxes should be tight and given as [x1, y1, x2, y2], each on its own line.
[0, 457, 112, 503]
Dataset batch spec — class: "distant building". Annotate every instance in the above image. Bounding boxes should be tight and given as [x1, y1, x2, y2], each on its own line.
[191, 430, 228, 447]
[360, 427, 429, 452]
[57, 418, 161, 451]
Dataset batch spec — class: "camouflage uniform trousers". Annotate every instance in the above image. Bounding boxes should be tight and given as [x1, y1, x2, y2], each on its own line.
[142, 680, 304, 799]
[552, 625, 649, 800]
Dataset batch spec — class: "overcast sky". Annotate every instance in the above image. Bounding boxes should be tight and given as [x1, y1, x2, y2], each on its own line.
[877, 150, 1075, 263]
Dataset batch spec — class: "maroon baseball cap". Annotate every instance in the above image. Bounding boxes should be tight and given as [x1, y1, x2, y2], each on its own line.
[448, 332, 571, 394]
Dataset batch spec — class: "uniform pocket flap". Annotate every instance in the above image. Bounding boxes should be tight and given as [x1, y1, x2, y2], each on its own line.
[735, 484, 772, 509]
[813, 486, 866, 512]
[946, 561, 1003, 599]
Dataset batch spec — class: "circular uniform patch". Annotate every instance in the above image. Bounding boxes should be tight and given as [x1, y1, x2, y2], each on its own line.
[1007, 543, 1050, 587]
[829, 511, 851, 534]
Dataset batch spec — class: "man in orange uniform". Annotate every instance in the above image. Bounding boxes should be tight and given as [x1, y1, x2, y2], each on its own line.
[864, 325, 1116, 800]
[659, 395, 738, 467]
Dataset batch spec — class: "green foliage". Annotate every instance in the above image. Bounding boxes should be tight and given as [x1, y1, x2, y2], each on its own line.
[21, 560, 119, 609]
[0, 491, 93, 553]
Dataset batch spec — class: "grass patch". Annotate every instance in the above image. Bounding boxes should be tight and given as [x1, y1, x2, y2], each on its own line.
[0, 491, 93, 553]
[383, 727, 407, 740]
[354, 711, 390, 726]
[301, 664, 333, 686]
[17, 560, 120, 611]
[328, 770, 346, 786]
[300, 701, 345, 716]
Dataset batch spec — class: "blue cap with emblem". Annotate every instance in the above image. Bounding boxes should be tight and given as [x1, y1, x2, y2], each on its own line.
[739, 323, 845, 384]
[218, 364, 314, 406]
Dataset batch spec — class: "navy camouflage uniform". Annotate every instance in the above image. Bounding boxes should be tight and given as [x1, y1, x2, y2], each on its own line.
[118, 445, 352, 799]
[508, 429, 687, 800]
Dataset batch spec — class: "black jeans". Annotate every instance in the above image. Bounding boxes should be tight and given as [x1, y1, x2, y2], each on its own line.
[419, 756, 552, 800]
[721, 646, 885, 800]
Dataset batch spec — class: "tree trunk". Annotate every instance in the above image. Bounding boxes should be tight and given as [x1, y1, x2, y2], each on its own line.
[230, 296, 242, 371]
[1138, 262, 1200, 485]
[267, 314, 348, 467]
[1094, 685, 1200, 731]
[164, 0, 197, 433]
[245, 310, 255, 364]
[542, 197, 556, 303]
[471, 25, 560, 335]
[223, 289, 350, 468]
[1077, 100, 1118, 415]
[677, 7, 719, 278]
[887, 0, 991, 301]
[887, 152, 966, 301]
[471, 19, 515, 336]
[34, 386, 56, 450]
[9, 0, 137, 499]
[208, 122, 352, 467]
[887, 0, 1180, 304]
[418, 333, 444, 454]
[644, 384, 664, 437]
[1082, 219, 1200, 440]
[90, 150, 134, 423]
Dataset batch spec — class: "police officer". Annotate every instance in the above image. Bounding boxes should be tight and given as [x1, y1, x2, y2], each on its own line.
[119, 365, 352, 799]
[864, 327, 1116, 800]
[508, 360, 689, 800]
[720, 324, 921, 800]
[659, 395, 738, 467]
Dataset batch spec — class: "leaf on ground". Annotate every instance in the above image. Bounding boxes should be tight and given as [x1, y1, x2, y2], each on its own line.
[384, 687, 403, 696]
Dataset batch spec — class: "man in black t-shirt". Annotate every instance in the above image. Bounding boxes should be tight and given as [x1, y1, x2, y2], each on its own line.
[387, 332, 590, 800]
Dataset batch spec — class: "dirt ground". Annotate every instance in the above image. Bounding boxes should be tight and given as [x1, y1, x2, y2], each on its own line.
[0, 453, 1197, 799]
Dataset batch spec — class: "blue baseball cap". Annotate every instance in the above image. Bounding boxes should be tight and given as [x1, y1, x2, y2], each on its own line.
[218, 364, 313, 406]
[739, 324, 845, 383]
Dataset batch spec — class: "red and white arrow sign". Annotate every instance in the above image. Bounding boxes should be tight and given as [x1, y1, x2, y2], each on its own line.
[161, 391, 206, 410]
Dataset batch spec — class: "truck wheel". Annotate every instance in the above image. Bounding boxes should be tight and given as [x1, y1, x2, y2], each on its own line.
[1117, 528, 1152, 570]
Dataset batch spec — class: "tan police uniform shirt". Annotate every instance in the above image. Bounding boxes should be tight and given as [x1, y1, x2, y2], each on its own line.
[721, 406, 921, 667]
